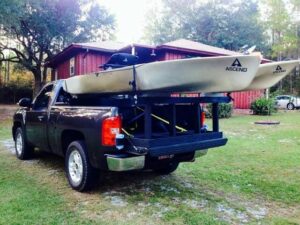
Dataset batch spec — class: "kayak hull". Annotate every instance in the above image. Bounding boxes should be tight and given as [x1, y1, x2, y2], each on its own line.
[63, 55, 261, 94]
[243, 60, 300, 91]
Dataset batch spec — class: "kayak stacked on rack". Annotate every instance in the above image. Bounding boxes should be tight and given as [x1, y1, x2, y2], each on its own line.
[241, 60, 300, 91]
[62, 54, 299, 95]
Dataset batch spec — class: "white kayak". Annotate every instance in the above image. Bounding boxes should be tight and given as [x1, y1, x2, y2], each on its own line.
[63, 55, 261, 94]
[243, 60, 300, 91]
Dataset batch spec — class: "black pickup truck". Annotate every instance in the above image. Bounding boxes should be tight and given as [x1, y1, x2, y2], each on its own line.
[12, 80, 229, 191]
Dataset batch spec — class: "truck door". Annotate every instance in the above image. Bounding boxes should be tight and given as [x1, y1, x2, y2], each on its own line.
[26, 84, 54, 151]
[47, 86, 72, 155]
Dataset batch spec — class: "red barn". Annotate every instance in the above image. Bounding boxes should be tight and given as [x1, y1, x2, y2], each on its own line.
[46, 39, 267, 109]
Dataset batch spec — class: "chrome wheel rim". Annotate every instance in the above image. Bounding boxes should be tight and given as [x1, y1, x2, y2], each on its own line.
[68, 149, 83, 186]
[16, 132, 23, 156]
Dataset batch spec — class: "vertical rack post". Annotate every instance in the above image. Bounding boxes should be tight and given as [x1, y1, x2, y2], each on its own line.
[144, 105, 152, 139]
[194, 103, 201, 133]
[168, 104, 176, 136]
[130, 65, 137, 92]
[212, 103, 219, 132]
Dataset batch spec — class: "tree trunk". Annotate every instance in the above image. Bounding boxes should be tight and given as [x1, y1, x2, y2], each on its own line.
[33, 70, 44, 97]
[42, 67, 48, 84]
[7, 60, 10, 82]
[277, 52, 283, 91]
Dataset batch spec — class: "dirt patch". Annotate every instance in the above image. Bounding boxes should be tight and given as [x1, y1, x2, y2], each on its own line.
[0, 105, 18, 121]
[1, 139, 15, 154]
[216, 203, 249, 223]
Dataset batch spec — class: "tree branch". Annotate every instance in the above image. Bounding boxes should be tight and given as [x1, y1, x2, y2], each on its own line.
[11, 23, 39, 63]
[0, 44, 27, 61]
[0, 56, 21, 63]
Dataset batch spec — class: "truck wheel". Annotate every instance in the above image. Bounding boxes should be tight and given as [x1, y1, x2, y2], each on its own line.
[287, 103, 294, 110]
[154, 162, 179, 175]
[15, 127, 33, 160]
[65, 141, 97, 192]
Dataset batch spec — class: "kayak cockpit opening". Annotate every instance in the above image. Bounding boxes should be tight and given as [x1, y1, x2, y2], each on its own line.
[100, 53, 139, 70]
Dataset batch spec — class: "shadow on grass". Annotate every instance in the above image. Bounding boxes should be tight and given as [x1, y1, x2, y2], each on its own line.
[31, 149, 207, 210]
[3, 138, 191, 197]
[2, 140, 274, 224]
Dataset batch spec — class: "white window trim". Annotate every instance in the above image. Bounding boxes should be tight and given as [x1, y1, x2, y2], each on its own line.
[70, 57, 75, 76]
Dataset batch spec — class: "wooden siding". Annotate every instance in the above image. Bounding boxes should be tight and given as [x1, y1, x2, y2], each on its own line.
[55, 51, 111, 78]
[164, 52, 186, 60]
[76, 52, 111, 75]
[57, 59, 70, 79]
[75, 53, 83, 75]
[157, 51, 187, 61]
[231, 90, 264, 109]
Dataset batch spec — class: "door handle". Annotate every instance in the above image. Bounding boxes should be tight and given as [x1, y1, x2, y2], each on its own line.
[38, 116, 45, 121]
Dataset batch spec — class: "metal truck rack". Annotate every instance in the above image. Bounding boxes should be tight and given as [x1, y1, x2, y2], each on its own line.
[82, 92, 232, 157]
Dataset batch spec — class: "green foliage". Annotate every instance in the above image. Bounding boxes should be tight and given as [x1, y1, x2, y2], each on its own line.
[250, 97, 277, 115]
[262, 0, 300, 94]
[269, 89, 285, 98]
[206, 103, 233, 118]
[262, 0, 294, 58]
[145, 0, 268, 52]
[0, 0, 115, 93]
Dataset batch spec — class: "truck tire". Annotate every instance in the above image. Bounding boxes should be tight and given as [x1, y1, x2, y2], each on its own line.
[287, 103, 294, 110]
[65, 141, 97, 192]
[154, 162, 179, 175]
[14, 127, 33, 160]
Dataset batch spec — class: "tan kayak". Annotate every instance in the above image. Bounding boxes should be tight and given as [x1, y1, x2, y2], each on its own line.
[243, 60, 300, 91]
[63, 55, 261, 94]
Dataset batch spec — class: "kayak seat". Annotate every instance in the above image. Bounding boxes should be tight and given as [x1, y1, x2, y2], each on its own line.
[101, 53, 139, 70]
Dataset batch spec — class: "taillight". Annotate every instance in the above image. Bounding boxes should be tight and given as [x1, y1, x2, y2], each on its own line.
[200, 111, 205, 127]
[102, 116, 122, 146]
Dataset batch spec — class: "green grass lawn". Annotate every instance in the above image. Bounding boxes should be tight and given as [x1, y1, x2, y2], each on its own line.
[0, 111, 300, 225]
[0, 120, 92, 225]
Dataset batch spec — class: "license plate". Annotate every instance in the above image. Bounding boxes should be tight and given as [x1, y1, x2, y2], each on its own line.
[158, 155, 174, 160]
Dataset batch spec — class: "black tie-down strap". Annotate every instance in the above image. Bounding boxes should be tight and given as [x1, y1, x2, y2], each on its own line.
[129, 65, 137, 92]
[227, 92, 234, 102]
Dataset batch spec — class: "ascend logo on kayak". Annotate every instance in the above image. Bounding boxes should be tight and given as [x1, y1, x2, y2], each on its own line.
[226, 58, 248, 72]
[273, 65, 286, 74]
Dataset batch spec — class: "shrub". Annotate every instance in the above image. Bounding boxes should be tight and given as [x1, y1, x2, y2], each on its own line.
[206, 103, 233, 118]
[250, 97, 277, 115]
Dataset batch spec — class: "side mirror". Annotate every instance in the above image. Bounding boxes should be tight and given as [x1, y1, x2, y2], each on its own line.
[18, 98, 32, 108]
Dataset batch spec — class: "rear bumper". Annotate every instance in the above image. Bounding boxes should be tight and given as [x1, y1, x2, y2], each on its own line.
[105, 148, 209, 172]
[106, 154, 145, 171]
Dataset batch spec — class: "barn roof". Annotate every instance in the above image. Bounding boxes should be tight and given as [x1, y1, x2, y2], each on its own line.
[158, 39, 240, 56]
[74, 41, 128, 52]
[46, 39, 269, 67]
[46, 41, 155, 67]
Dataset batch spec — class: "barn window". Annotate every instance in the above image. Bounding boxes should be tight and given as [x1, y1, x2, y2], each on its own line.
[70, 57, 75, 76]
